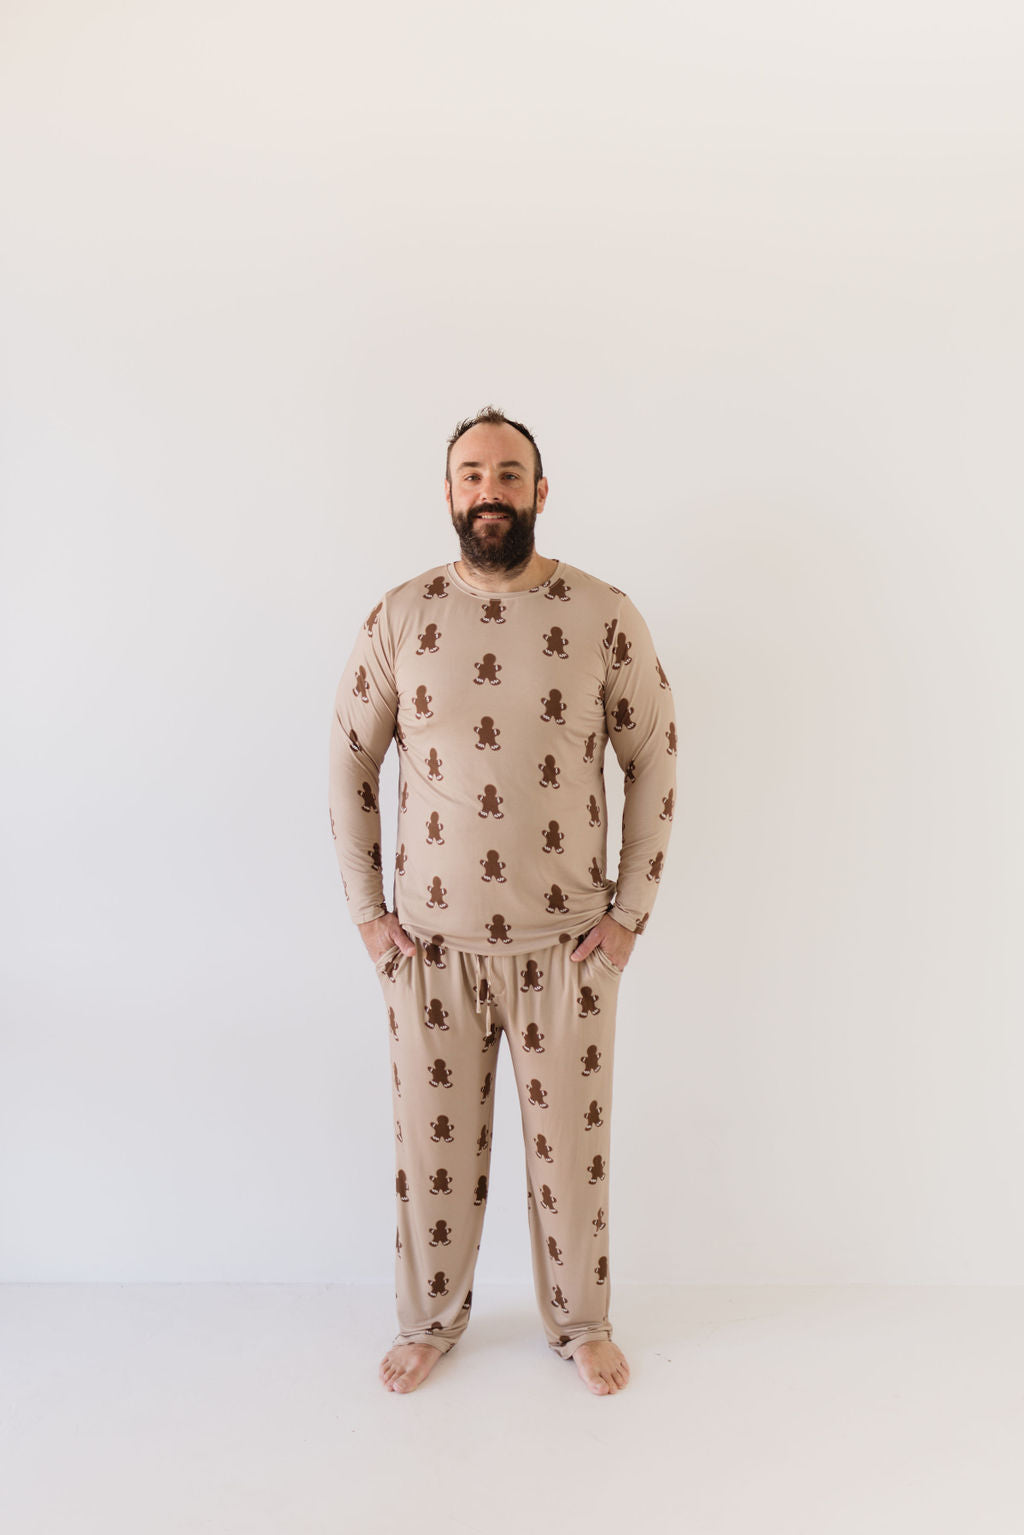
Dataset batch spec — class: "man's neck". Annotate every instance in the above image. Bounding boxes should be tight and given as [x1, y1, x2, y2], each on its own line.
[452, 552, 559, 594]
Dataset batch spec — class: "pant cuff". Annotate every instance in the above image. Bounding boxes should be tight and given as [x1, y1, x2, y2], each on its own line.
[549, 1326, 613, 1360]
[392, 1332, 456, 1355]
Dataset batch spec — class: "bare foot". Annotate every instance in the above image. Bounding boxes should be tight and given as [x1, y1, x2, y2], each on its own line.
[572, 1339, 630, 1395]
[379, 1341, 445, 1393]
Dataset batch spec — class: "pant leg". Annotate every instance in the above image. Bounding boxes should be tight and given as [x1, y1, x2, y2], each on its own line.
[375, 934, 501, 1353]
[500, 934, 622, 1361]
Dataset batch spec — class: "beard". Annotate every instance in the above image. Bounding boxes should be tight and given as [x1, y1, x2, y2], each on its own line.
[451, 498, 538, 570]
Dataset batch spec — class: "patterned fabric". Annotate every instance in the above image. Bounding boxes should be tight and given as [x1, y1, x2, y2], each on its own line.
[328, 558, 677, 953]
[378, 933, 622, 1360]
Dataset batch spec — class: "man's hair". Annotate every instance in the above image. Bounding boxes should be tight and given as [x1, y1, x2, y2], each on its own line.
[446, 405, 544, 490]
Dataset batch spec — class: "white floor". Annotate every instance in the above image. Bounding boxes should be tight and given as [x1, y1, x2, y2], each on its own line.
[2, 1283, 1022, 1534]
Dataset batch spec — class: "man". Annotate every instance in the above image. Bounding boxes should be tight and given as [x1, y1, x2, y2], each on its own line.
[328, 406, 676, 1396]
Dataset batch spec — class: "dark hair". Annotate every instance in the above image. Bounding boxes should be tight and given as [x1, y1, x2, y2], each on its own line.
[445, 404, 543, 489]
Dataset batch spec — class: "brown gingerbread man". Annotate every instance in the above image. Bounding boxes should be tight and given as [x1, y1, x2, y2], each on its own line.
[428, 1058, 453, 1089]
[474, 653, 502, 684]
[474, 716, 501, 750]
[480, 849, 506, 882]
[539, 687, 566, 724]
[539, 754, 560, 787]
[521, 1022, 545, 1053]
[477, 783, 504, 817]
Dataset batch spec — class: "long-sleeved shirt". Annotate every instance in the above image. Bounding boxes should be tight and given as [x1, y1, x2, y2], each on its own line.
[328, 557, 676, 955]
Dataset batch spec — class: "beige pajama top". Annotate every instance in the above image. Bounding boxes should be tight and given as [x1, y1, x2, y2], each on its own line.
[328, 557, 677, 955]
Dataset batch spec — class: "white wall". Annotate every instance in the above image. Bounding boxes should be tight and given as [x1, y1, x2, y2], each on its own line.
[1, 0, 1020, 1282]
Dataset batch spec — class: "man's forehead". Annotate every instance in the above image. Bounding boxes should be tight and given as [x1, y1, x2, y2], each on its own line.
[455, 455, 529, 471]
[453, 422, 531, 469]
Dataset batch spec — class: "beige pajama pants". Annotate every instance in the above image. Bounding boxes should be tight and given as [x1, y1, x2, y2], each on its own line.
[373, 929, 624, 1361]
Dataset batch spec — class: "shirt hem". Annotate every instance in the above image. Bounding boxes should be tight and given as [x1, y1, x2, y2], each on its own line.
[397, 905, 613, 957]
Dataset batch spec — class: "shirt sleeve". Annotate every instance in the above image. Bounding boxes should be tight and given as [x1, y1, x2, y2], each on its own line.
[602, 592, 677, 935]
[327, 592, 399, 925]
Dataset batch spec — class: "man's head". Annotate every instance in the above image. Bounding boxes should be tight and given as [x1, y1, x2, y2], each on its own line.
[445, 405, 549, 571]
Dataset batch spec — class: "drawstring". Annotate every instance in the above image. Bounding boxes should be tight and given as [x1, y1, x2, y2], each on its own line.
[473, 951, 482, 1014]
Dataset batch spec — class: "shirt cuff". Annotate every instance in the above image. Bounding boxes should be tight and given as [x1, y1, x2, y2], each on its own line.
[607, 908, 641, 933]
[351, 899, 388, 925]
[608, 905, 646, 935]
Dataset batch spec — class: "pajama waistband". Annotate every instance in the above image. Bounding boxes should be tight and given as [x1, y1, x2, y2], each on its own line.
[412, 934, 589, 1016]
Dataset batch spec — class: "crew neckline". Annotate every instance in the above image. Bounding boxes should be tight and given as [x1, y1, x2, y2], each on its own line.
[446, 558, 564, 598]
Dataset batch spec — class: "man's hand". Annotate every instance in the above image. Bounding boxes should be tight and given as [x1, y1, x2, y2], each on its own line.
[358, 911, 417, 964]
[569, 913, 636, 971]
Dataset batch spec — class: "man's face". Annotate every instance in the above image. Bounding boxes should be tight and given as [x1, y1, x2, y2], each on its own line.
[445, 423, 548, 570]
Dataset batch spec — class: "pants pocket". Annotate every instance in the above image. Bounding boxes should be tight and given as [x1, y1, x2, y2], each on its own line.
[592, 944, 624, 977]
[374, 942, 402, 974]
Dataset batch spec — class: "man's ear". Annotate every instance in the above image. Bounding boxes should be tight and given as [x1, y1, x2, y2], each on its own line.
[536, 476, 550, 513]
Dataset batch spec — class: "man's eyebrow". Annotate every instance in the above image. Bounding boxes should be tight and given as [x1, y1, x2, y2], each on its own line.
[456, 459, 527, 471]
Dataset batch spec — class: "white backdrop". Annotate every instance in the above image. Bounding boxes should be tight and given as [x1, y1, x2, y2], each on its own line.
[1, 0, 1020, 1284]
